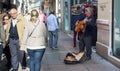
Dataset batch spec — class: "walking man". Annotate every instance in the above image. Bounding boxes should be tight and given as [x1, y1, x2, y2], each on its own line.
[46, 11, 59, 49]
[5, 7, 27, 71]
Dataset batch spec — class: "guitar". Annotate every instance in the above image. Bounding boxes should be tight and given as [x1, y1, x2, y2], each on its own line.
[75, 19, 92, 32]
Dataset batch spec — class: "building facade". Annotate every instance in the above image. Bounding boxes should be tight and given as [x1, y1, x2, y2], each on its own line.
[61, 0, 97, 33]
[60, 0, 120, 68]
[97, 0, 120, 68]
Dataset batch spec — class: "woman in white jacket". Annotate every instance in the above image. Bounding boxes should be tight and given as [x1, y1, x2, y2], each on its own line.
[21, 9, 48, 71]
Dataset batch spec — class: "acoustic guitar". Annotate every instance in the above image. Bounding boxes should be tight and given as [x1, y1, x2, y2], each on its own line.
[75, 20, 85, 32]
[75, 19, 92, 32]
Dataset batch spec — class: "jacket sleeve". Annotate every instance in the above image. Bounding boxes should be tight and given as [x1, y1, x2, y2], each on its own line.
[0, 22, 5, 48]
[20, 23, 29, 50]
[41, 22, 48, 47]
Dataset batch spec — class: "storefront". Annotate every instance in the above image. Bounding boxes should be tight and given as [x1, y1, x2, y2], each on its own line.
[63, 0, 71, 32]
[97, 0, 120, 68]
[112, 0, 120, 59]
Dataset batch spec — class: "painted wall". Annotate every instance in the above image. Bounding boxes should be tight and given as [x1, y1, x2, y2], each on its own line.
[98, 0, 111, 20]
[97, 0, 120, 68]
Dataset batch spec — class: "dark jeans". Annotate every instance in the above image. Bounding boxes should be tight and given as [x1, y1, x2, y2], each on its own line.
[78, 31, 85, 52]
[20, 51, 27, 68]
[49, 30, 58, 48]
[9, 38, 26, 70]
[27, 48, 45, 71]
[92, 26, 97, 46]
[79, 35, 92, 57]
[0, 44, 3, 63]
[73, 31, 77, 47]
[3, 44, 11, 68]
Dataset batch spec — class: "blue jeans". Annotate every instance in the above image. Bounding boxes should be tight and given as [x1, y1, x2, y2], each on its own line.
[27, 48, 45, 71]
[0, 44, 3, 63]
[49, 30, 58, 48]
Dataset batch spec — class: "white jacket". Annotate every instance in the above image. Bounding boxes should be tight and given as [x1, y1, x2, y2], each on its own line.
[21, 20, 48, 50]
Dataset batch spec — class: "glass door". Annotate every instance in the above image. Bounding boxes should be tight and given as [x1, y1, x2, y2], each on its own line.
[113, 0, 120, 59]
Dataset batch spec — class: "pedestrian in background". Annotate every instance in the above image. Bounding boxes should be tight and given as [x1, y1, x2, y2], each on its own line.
[46, 11, 59, 49]
[2, 14, 11, 69]
[24, 12, 30, 23]
[21, 9, 48, 71]
[39, 10, 46, 24]
[0, 20, 5, 68]
[2, 14, 10, 30]
[71, 6, 86, 48]
[5, 7, 27, 71]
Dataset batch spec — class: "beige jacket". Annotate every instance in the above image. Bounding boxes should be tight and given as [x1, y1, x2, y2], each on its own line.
[0, 21, 5, 48]
[5, 15, 27, 44]
[21, 20, 48, 48]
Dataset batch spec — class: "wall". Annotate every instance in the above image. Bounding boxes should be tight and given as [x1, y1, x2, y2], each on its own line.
[98, 0, 111, 20]
[97, 0, 120, 68]
[97, 0, 111, 57]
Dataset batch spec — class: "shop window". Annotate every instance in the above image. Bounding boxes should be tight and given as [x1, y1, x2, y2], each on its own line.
[112, 0, 120, 59]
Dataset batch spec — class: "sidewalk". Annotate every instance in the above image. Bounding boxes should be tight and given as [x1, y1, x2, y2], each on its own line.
[0, 31, 120, 71]
[41, 31, 120, 71]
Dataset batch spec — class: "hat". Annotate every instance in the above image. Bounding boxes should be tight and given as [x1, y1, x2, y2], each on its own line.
[71, 8, 83, 15]
[85, 7, 93, 13]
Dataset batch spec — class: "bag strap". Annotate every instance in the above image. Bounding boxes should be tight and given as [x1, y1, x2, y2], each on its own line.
[28, 21, 39, 37]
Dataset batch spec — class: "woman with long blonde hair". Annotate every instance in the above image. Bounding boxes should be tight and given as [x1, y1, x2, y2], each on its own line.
[21, 9, 48, 71]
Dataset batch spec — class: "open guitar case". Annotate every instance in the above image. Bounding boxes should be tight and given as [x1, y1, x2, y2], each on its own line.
[64, 52, 86, 64]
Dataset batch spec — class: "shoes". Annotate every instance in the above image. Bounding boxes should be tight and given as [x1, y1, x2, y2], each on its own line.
[6, 64, 11, 69]
[52, 47, 58, 50]
[11, 69, 18, 71]
[85, 56, 91, 61]
[50, 47, 58, 50]
[92, 46, 96, 52]
[73, 45, 76, 48]
[5, 62, 11, 69]
[22, 66, 26, 69]
[79, 50, 84, 53]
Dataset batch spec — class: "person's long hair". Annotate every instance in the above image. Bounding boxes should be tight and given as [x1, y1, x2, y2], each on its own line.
[30, 9, 39, 23]
[2, 14, 10, 25]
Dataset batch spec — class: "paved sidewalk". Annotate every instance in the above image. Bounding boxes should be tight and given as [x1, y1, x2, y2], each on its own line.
[0, 31, 120, 71]
[41, 31, 120, 71]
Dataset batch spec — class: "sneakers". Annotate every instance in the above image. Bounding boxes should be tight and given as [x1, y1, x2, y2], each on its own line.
[11, 69, 18, 71]
[52, 47, 58, 50]
[22, 66, 26, 69]
[92, 46, 96, 52]
[50, 47, 58, 50]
